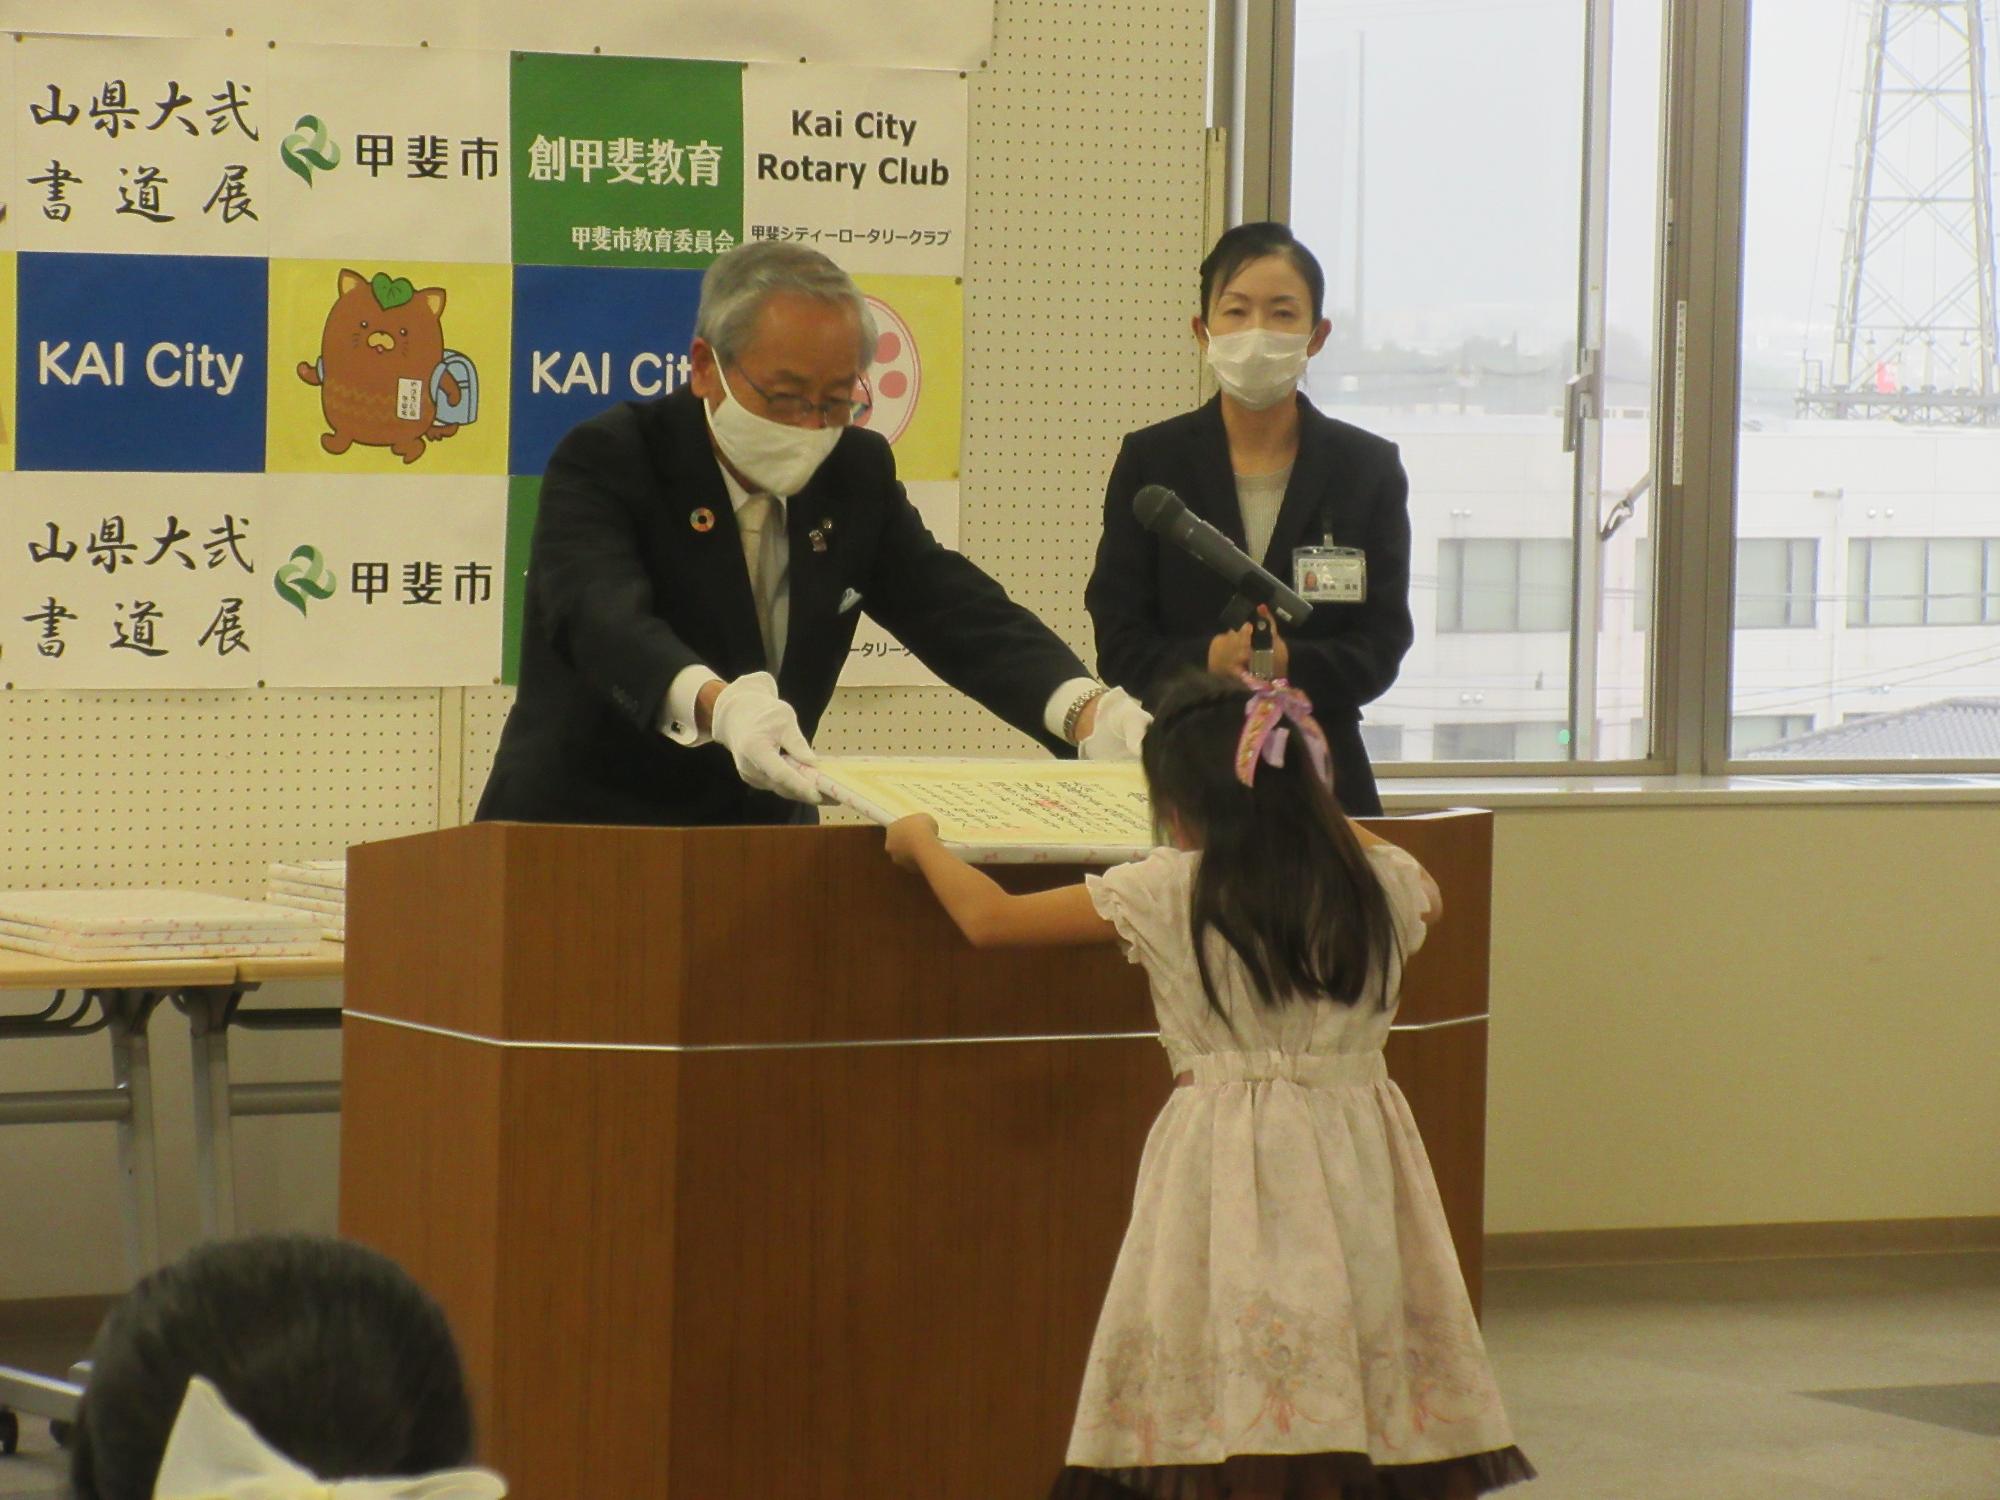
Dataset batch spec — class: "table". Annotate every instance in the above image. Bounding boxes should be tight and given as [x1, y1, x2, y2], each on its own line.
[0, 943, 346, 1450]
[179, 944, 346, 1239]
[0, 949, 236, 1270]
[0, 949, 226, 1448]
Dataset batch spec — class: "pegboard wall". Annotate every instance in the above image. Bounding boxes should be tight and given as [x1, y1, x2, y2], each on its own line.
[8, 0, 1210, 886]
[2, 690, 445, 895]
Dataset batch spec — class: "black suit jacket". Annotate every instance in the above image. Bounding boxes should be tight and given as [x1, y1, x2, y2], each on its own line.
[1085, 395, 1413, 815]
[478, 388, 1087, 827]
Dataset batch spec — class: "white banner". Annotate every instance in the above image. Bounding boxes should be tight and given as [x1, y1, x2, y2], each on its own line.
[265, 43, 511, 264]
[12, 36, 268, 256]
[259, 475, 505, 686]
[0, 0, 995, 73]
[1, 472, 263, 686]
[743, 65, 967, 277]
[0, 472, 506, 687]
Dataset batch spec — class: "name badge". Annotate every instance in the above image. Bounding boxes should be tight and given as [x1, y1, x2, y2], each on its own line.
[397, 377, 424, 421]
[1295, 545, 1366, 604]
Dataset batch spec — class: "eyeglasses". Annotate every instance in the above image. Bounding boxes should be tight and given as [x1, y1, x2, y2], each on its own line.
[729, 365, 872, 428]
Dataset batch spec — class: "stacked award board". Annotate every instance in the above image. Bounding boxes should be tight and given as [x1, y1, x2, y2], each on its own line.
[263, 860, 347, 942]
[0, 889, 322, 963]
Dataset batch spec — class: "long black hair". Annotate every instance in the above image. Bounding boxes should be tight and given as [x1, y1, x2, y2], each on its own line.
[70, 1234, 476, 1500]
[1198, 221, 1328, 322]
[1142, 671, 1399, 1019]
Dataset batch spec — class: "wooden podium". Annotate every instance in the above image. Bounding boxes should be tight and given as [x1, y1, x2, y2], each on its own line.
[339, 813, 1492, 1499]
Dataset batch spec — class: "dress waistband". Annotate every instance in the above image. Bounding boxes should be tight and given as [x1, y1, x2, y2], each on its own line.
[1172, 1050, 1387, 1089]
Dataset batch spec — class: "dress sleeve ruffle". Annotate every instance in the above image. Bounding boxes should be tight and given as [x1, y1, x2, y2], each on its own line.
[1085, 846, 1191, 969]
[1367, 841, 1435, 960]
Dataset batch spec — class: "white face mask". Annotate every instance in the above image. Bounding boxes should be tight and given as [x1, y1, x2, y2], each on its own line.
[705, 365, 844, 496]
[1203, 327, 1313, 410]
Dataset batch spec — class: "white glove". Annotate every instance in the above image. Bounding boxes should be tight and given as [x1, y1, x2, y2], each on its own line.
[708, 672, 824, 803]
[1079, 686, 1152, 761]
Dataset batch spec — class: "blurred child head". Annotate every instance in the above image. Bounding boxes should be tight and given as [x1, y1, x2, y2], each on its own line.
[1141, 670, 1398, 1016]
[71, 1234, 477, 1500]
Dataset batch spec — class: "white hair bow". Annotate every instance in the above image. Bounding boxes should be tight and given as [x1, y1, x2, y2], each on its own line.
[153, 1375, 508, 1500]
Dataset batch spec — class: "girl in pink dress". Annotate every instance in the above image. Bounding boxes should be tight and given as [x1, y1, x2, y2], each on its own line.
[887, 671, 1533, 1500]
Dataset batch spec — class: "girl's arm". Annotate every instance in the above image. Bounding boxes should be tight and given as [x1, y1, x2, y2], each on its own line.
[1347, 818, 1444, 925]
[885, 816, 1120, 949]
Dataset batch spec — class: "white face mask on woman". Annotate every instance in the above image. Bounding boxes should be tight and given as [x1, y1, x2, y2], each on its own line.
[705, 366, 844, 496]
[1203, 327, 1313, 411]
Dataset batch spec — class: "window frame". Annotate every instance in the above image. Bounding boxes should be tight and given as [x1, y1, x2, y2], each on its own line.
[1735, 538, 1818, 631]
[1242, 0, 2000, 778]
[1436, 539, 1579, 635]
[1847, 537, 2000, 628]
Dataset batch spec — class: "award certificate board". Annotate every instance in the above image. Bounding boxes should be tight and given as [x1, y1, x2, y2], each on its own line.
[811, 757, 1156, 865]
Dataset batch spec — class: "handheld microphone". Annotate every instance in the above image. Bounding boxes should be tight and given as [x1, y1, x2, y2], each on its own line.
[1131, 484, 1314, 628]
[1249, 613, 1276, 681]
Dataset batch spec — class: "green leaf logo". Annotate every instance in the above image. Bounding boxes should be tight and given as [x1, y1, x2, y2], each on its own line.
[275, 545, 337, 617]
[371, 273, 416, 310]
[281, 114, 341, 186]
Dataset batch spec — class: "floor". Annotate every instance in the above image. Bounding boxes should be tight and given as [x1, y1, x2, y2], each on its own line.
[0, 1332, 80, 1500]
[2, 1251, 1995, 1498]
[1478, 1251, 2000, 1498]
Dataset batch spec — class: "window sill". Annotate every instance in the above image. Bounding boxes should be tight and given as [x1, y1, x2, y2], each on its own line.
[1378, 771, 2000, 811]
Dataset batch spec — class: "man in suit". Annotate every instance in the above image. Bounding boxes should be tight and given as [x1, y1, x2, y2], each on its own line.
[1085, 224, 1412, 816]
[478, 242, 1148, 827]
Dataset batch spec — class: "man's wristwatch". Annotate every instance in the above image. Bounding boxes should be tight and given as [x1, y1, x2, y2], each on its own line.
[1062, 685, 1108, 744]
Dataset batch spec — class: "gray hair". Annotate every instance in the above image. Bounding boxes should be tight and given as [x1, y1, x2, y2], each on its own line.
[695, 241, 879, 370]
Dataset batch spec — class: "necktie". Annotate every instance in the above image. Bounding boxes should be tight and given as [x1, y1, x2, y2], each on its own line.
[738, 494, 788, 672]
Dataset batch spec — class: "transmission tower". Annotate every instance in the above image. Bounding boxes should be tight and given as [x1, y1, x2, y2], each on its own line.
[1798, 0, 2000, 423]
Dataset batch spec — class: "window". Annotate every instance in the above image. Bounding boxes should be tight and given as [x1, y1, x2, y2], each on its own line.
[1436, 540, 1575, 633]
[1285, 0, 1663, 764]
[1847, 539, 2000, 627]
[1732, 714, 1814, 754]
[1358, 722, 1406, 762]
[1267, 0, 2000, 773]
[1433, 720, 1569, 762]
[1735, 539, 1817, 629]
[1734, 0, 2000, 762]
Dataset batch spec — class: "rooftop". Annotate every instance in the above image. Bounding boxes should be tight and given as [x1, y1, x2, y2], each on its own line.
[1747, 698, 2000, 760]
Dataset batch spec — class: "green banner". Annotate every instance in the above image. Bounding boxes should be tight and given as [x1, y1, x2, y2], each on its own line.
[511, 53, 746, 269]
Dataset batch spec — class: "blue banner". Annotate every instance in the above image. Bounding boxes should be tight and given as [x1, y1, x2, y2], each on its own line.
[507, 263, 703, 478]
[17, 252, 269, 473]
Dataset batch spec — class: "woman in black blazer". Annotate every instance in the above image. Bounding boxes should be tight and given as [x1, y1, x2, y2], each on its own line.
[1086, 223, 1413, 815]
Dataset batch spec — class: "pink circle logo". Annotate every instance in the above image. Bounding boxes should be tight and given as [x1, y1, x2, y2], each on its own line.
[857, 295, 921, 445]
